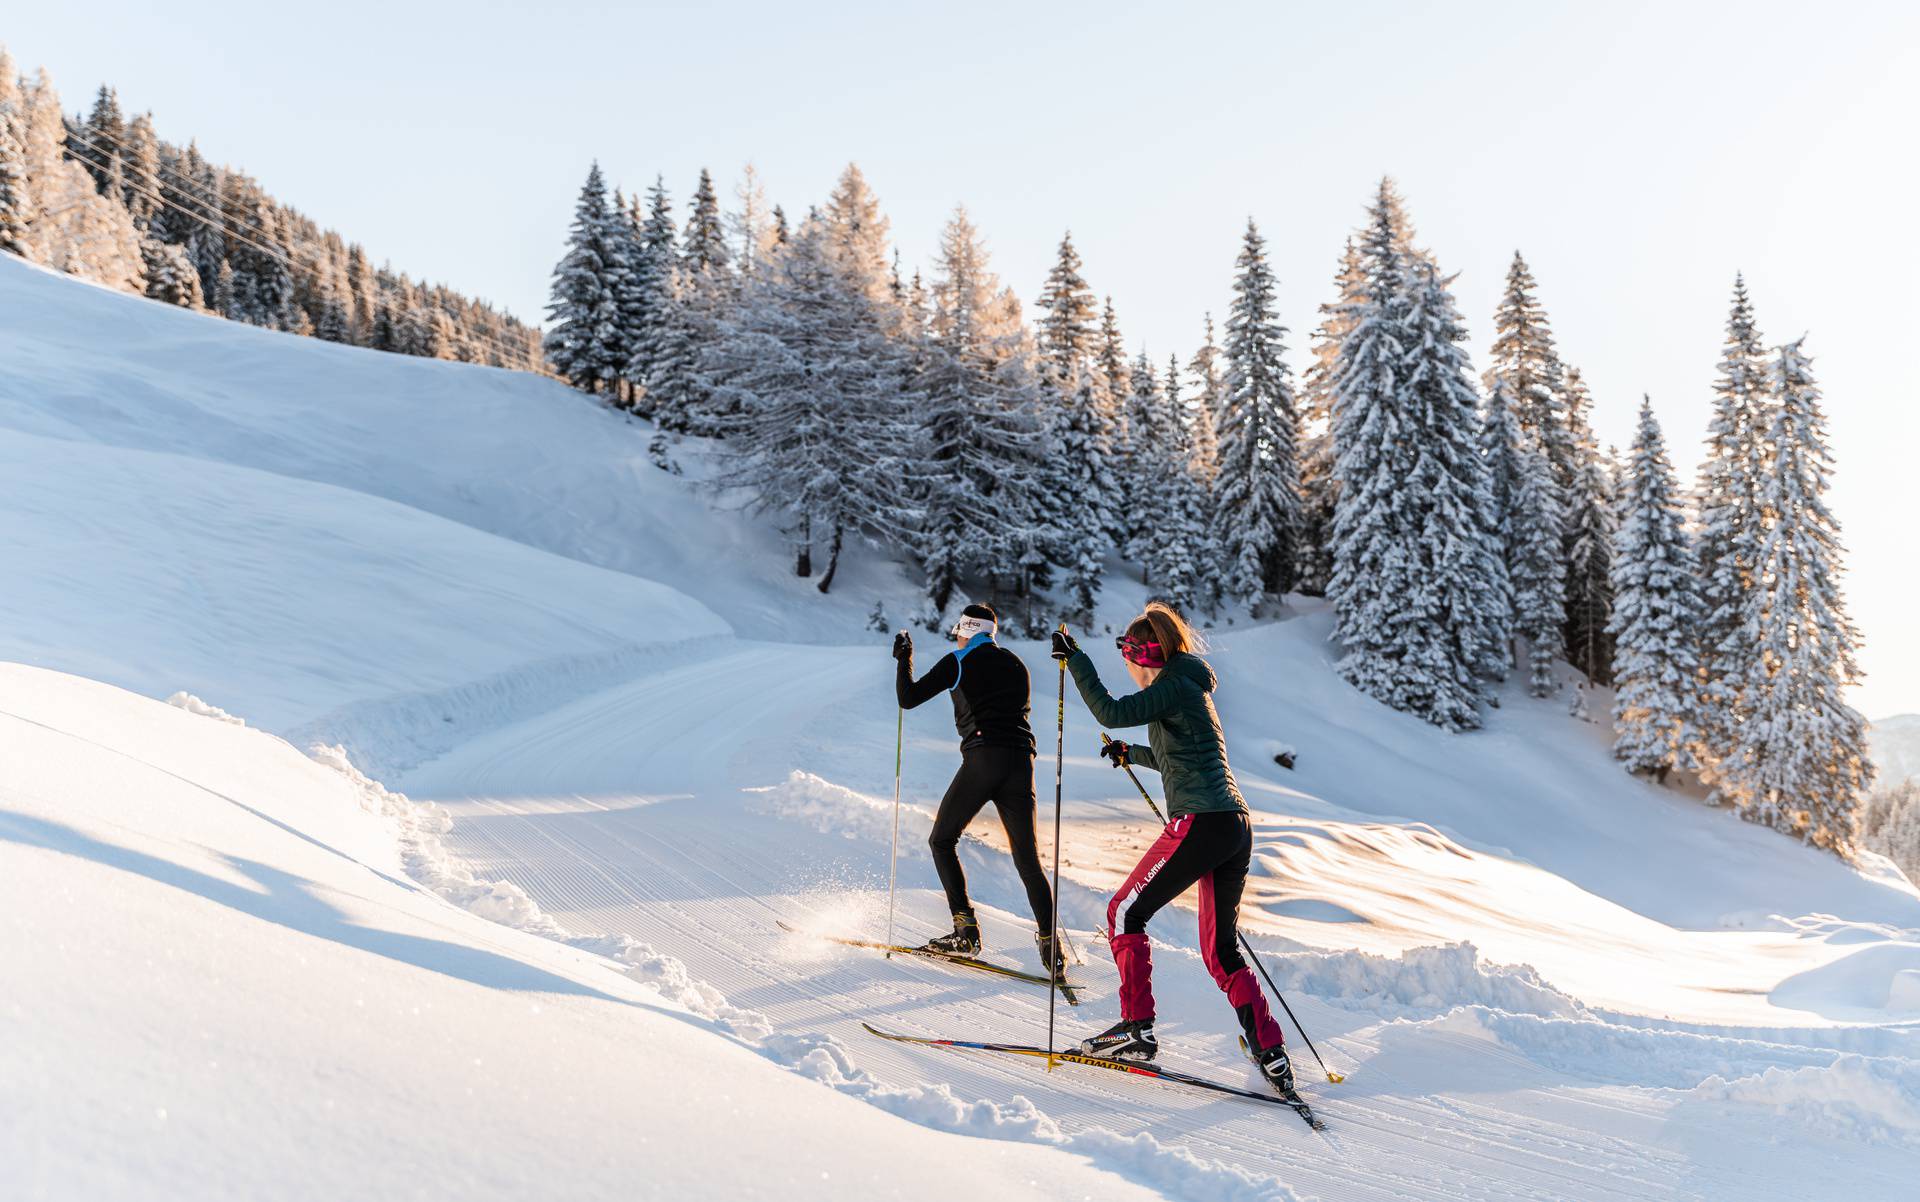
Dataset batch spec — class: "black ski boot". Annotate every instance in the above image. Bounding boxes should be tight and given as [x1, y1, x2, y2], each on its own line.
[1077, 1019, 1157, 1062]
[1035, 932, 1068, 983]
[1255, 1042, 1296, 1094]
[922, 912, 980, 957]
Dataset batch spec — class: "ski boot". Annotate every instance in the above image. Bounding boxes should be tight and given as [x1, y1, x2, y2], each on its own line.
[922, 911, 981, 957]
[1034, 931, 1068, 984]
[1254, 1041, 1296, 1094]
[1077, 1019, 1157, 1062]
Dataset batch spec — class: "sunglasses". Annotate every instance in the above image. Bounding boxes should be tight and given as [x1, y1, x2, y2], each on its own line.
[1115, 635, 1166, 668]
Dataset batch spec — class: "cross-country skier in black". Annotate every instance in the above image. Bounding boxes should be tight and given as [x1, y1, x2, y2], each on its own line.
[893, 603, 1063, 979]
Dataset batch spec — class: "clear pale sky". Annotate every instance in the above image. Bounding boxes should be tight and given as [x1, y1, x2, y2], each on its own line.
[9, 2, 1917, 715]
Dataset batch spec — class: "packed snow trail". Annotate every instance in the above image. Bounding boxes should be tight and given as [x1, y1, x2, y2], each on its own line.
[400, 640, 1914, 1201]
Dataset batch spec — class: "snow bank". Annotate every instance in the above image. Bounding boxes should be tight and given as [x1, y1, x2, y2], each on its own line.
[762, 1033, 1304, 1202]
[1683, 1055, 1920, 1146]
[1771, 940, 1920, 1017]
[1261, 940, 1587, 1020]
[753, 769, 932, 848]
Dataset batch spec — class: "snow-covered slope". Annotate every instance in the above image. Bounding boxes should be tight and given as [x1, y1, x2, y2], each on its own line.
[5, 253, 1920, 1200]
[0, 254, 919, 645]
[0, 665, 1177, 1202]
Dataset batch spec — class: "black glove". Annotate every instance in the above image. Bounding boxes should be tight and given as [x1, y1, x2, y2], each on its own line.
[1099, 739, 1131, 768]
[892, 630, 912, 663]
[1050, 629, 1078, 661]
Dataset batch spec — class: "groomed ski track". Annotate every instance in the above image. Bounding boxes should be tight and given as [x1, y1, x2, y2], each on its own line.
[397, 640, 1881, 1202]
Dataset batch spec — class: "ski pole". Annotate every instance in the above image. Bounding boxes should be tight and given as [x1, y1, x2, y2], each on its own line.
[1046, 623, 1068, 1070]
[885, 693, 904, 958]
[1099, 733, 1345, 1085]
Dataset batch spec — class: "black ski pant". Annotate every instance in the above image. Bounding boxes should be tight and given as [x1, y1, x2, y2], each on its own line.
[927, 745, 1054, 936]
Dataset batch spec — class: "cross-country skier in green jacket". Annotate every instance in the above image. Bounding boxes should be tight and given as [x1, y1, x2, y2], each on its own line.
[1049, 602, 1295, 1093]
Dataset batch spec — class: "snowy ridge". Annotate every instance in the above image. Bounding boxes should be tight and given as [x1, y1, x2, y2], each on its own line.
[165, 691, 245, 726]
[1678, 1055, 1920, 1147]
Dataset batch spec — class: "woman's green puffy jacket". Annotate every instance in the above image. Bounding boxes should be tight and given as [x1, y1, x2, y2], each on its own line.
[1066, 649, 1246, 818]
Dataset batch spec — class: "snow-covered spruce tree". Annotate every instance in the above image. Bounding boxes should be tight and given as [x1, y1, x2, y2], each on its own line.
[1094, 297, 1138, 546]
[13, 69, 142, 290]
[1406, 260, 1512, 692]
[671, 168, 737, 434]
[1330, 181, 1503, 728]
[1330, 192, 1419, 715]
[1561, 366, 1616, 684]
[79, 85, 124, 192]
[629, 177, 683, 422]
[704, 216, 916, 592]
[912, 206, 1045, 615]
[1037, 231, 1098, 389]
[1034, 231, 1115, 622]
[1212, 219, 1300, 608]
[1184, 313, 1223, 486]
[1096, 297, 1132, 437]
[1510, 428, 1566, 698]
[0, 51, 31, 255]
[1296, 238, 1364, 596]
[224, 182, 295, 329]
[1045, 358, 1121, 624]
[212, 258, 235, 316]
[728, 162, 775, 280]
[120, 111, 161, 228]
[314, 279, 351, 341]
[1122, 349, 1159, 569]
[140, 237, 203, 308]
[1487, 252, 1573, 487]
[1137, 354, 1207, 611]
[683, 167, 730, 277]
[604, 188, 645, 409]
[1693, 276, 1773, 804]
[1608, 395, 1700, 782]
[1730, 340, 1872, 852]
[544, 163, 625, 394]
[822, 163, 893, 311]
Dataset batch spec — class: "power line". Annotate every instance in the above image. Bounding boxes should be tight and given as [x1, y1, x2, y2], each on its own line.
[59, 125, 545, 371]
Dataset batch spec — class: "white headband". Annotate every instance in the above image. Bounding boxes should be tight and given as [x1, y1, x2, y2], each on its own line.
[951, 614, 997, 641]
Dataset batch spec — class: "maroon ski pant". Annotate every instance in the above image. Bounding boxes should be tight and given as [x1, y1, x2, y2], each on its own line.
[1106, 809, 1285, 1051]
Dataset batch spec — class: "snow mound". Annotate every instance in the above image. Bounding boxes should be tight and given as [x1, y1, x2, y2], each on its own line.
[1772, 941, 1920, 1017]
[753, 769, 932, 847]
[165, 691, 245, 725]
[1264, 940, 1587, 1020]
[1683, 1055, 1920, 1146]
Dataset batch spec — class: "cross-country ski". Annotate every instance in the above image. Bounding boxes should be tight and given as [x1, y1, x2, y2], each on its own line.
[5, 11, 1918, 1202]
[775, 920, 1081, 1002]
[862, 1023, 1326, 1130]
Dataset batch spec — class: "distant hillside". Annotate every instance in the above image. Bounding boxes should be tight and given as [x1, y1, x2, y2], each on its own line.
[1872, 714, 1920, 785]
